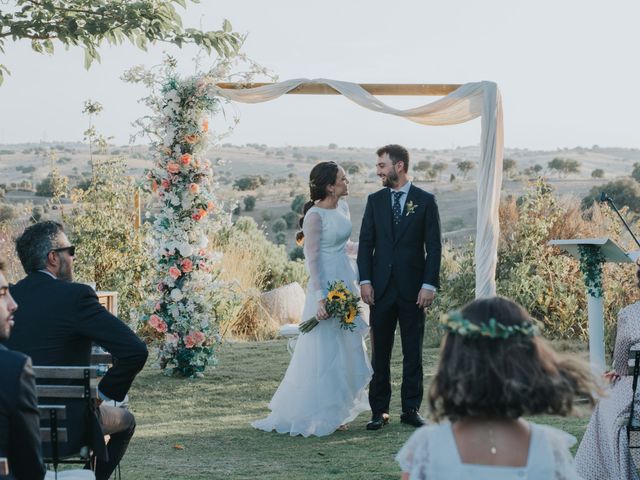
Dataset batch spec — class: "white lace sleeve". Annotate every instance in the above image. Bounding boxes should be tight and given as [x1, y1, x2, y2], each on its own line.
[396, 426, 431, 479]
[303, 211, 326, 303]
[542, 426, 582, 480]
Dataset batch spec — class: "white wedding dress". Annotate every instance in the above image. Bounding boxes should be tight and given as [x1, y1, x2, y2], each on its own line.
[252, 200, 372, 437]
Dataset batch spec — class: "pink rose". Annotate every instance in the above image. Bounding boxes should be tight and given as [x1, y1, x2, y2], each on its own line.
[181, 258, 193, 273]
[189, 183, 200, 194]
[167, 162, 180, 174]
[155, 302, 162, 312]
[180, 153, 191, 165]
[165, 333, 179, 347]
[168, 266, 182, 279]
[161, 179, 171, 190]
[184, 334, 196, 349]
[149, 314, 168, 333]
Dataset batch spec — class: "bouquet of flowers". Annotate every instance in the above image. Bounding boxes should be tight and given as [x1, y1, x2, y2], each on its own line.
[299, 280, 360, 333]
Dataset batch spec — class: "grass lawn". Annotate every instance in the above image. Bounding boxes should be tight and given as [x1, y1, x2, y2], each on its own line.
[118, 336, 592, 480]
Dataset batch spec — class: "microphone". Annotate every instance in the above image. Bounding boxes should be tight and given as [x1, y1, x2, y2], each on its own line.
[600, 192, 640, 248]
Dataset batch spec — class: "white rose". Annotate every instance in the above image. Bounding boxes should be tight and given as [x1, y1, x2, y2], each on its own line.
[170, 288, 183, 302]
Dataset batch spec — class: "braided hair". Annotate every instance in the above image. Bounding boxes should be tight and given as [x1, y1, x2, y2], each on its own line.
[295, 161, 339, 244]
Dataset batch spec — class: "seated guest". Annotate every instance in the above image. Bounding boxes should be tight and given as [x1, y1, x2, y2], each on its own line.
[5, 222, 148, 480]
[397, 296, 597, 480]
[575, 265, 640, 479]
[0, 259, 45, 480]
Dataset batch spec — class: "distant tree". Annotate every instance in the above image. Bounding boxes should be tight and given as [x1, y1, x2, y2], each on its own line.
[563, 159, 581, 176]
[31, 205, 43, 223]
[0, 0, 242, 85]
[582, 178, 640, 213]
[450, 173, 456, 183]
[433, 162, 448, 174]
[414, 161, 432, 172]
[591, 169, 605, 179]
[289, 246, 305, 261]
[233, 176, 265, 191]
[631, 162, 640, 183]
[328, 143, 338, 150]
[282, 211, 299, 229]
[275, 231, 287, 245]
[291, 194, 307, 214]
[261, 210, 273, 222]
[36, 171, 68, 197]
[548, 157, 566, 178]
[342, 161, 360, 175]
[243, 195, 256, 211]
[503, 158, 517, 179]
[272, 218, 287, 234]
[456, 160, 475, 180]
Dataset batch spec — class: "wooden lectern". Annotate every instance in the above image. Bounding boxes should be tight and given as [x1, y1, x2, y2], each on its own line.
[549, 238, 634, 373]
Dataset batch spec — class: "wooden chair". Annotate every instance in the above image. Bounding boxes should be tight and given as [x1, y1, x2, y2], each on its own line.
[34, 366, 100, 479]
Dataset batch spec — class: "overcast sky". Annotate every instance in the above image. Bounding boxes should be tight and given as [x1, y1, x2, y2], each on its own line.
[0, 0, 639, 150]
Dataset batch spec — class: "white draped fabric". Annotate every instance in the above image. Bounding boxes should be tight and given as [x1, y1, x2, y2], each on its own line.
[211, 79, 503, 298]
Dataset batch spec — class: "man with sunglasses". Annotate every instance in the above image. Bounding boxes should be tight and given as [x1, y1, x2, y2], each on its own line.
[4, 221, 148, 480]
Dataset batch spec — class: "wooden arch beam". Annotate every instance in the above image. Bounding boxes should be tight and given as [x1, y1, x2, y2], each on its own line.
[215, 82, 462, 96]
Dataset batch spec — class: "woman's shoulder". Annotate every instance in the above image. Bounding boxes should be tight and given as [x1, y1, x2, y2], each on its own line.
[619, 301, 640, 319]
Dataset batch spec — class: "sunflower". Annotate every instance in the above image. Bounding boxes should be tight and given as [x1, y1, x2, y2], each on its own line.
[328, 290, 347, 301]
[345, 306, 357, 324]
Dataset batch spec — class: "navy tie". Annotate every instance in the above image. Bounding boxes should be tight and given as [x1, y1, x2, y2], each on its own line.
[392, 191, 404, 225]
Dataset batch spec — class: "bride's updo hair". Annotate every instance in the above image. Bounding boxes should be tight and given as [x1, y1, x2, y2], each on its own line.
[295, 161, 339, 244]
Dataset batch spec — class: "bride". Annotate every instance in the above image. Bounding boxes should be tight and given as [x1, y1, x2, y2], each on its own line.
[252, 161, 372, 437]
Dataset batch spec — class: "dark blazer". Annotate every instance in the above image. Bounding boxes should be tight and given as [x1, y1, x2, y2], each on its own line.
[0, 345, 45, 480]
[357, 184, 442, 301]
[5, 272, 148, 457]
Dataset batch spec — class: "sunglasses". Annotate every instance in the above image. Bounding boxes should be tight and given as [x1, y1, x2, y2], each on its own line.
[51, 245, 76, 257]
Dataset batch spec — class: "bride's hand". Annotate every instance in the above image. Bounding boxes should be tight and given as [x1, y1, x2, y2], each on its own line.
[317, 299, 328, 320]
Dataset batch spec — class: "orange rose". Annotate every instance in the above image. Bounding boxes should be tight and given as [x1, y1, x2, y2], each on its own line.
[184, 134, 198, 144]
[151, 179, 158, 192]
[202, 119, 209, 132]
[189, 183, 200, 194]
[161, 179, 171, 190]
[207, 201, 215, 211]
[167, 162, 180, 174]
[180, 153, 191, 165]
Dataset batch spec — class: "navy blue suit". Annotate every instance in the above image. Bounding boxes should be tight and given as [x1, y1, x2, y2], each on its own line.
[357, 184, 441, 414]
[0, 345, 45, 480]
[5, 272, 148, 474]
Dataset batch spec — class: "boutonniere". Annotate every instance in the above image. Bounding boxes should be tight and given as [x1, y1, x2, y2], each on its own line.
[405, 201, 418, 216]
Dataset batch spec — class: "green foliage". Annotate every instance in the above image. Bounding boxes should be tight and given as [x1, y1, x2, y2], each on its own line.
[456, 160, 475, 179]
[281, 211, 299, 229]
[591, 168, 604, 179]
[0, 0, 243, 85]
[65, 157, 154, 327]
[548, 157, 581, 178]
[632, 162, 640, 183]
[271, 218, 287, 234]
[35, 169, 68, 197]
[243, 195, 256, 211]
[233, 175, 266, 191]
[215, 216, 306, 292]
[289, 246, 304, 261]
[290, 194, 306, 214]
[0, 203, 16, 223]
[341, 161, 361, 175]
[583, 179, 640, 213]
[503, 158, 517, 179]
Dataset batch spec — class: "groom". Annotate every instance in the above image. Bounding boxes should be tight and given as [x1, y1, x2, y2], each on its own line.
[358, 144, 442, 430]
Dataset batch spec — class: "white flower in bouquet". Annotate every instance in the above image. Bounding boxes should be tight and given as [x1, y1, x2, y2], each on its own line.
[170, 288, 184, 302]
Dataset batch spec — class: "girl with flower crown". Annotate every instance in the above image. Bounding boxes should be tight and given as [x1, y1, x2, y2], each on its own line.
[397, 296, 598, 480]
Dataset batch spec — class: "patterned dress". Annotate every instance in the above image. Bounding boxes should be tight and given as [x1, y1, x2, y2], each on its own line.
[575, 301, 640, 479]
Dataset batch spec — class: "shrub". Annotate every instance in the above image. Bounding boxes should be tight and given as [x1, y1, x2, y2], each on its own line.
[243, 195, 256, 211]
[289, 246, 304, 261]
[291, 194, 306, 214]
[282, 211, 299, 229]
[233, 175, 265, 191]
[0, 203, 17, 223]
[591, 169, 604, 179]
[582, 178, 640, 213]
[272, 218, 287, 234]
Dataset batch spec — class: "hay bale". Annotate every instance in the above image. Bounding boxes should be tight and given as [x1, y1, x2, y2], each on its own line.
[230, 292, 280, 341]
[260, 282, 305, 326]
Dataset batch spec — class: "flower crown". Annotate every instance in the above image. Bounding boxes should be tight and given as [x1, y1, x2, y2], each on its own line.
[441, 310, 537, 339]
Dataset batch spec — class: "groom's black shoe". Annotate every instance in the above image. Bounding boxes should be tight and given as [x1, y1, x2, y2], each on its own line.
[400, 410, 426, 428]
[366, 413, 390, 431]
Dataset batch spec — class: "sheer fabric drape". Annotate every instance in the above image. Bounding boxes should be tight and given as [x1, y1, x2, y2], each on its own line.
[211, 79, 503, 297]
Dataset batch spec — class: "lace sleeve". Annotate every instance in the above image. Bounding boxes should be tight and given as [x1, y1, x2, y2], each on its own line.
[303, 211, 326, 303]
[396, 426, 431, 479]
[543, 426, 581, 480]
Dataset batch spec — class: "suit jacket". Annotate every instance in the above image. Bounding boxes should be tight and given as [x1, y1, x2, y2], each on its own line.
[0, 345, 45, 480]
[5, 272, 148, 457]
[357, 184, 442, 302]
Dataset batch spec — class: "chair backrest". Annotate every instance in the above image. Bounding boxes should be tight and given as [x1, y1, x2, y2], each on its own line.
[34, 366, 100, 470]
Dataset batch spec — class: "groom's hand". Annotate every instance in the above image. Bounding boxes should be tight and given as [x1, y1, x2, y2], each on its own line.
[361, 284, 375, 306]
[417, 288, 435, 309]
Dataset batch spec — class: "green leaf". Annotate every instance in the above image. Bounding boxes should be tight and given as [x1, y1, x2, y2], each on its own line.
[222, 19, 231, 33]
